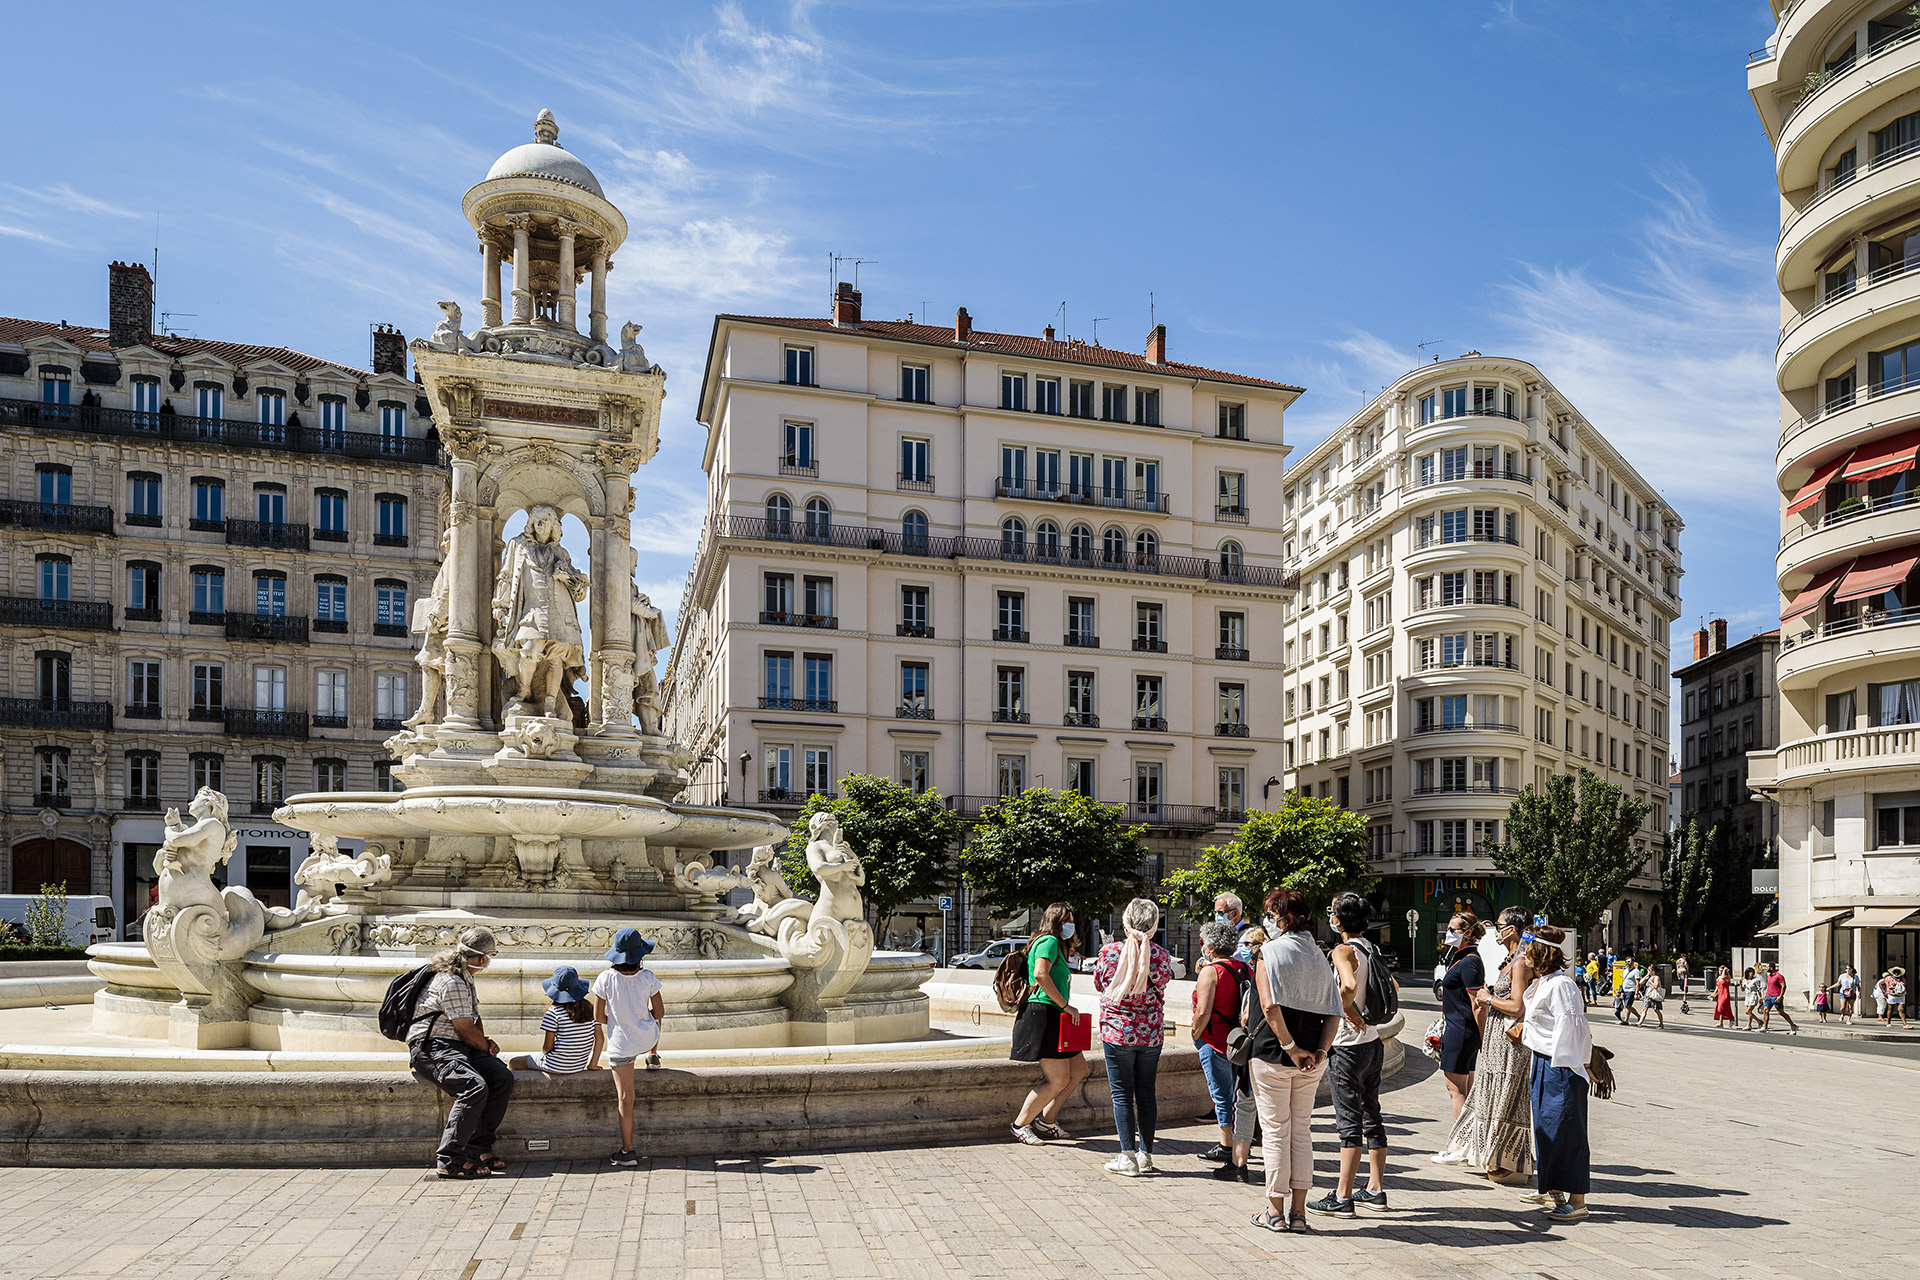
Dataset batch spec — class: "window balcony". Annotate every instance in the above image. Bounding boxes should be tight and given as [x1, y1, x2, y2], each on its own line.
[123, 703, 163, 720]
[373, 716, 404, 731]
[1063, 709, 1100, 728]
[124, 796, 163, 813]
[226, 520, 309, 551]
[1413, 532, 1523, 551]
[1063, 632, 1100, 648]
[759, 695, 837, 713]
[1215, 505, 1250, 524]
[123, 606, 161, 622]
[896, 702, 934, 720]
[992, 708, 1030, 724]
[189, 518, 225, 533]
[1410, 783, 1520, 797]
[1132, 715, 1169, 731]
[1124, 802, 1216, 832]
[756, 788, 835, 807]
[993, 628, 1029, 643]
[1416, 405, 1523, 427]
[314, 618, 348, 634]
[226, 613, 309, 644]
[311, 715, 349, 729]
[1412, 468, 1532, 490]
[0, 597, 113, 630]
[896, 622, 935, 638]
[0, 699, 112, 730]
[1412, 721, 1522, 735]
[188, 610, 223, 627]
[124, 512, 162, 528]
[1411, 595, 1524, 614]
[250, 800, 283, 816]
[32, 793, 70, 810]
[0, 499, 114, 534]
[1215, 645, 1250, 661]
[779, 459, 818, 478]
[1215, 722, 1250, 738]
[225, 709, 309, 739]
[314, 527, 349, 543]
[188, 706, 224, 722]
[372, 623, 408, 638]
[1415, 657, 1521, 673]
[1132, 637, 1168, 653]
[760, 610, 838, 629]
[373, 533, 408, 548]
[0, 397, 440, 465]
[897, 472, 934, 492]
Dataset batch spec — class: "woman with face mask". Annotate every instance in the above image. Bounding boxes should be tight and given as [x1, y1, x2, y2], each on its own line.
[1010, 902, 1090, 1145]
[1429, 910, 1486, 1156]
[1439, 907, 1535, 1182]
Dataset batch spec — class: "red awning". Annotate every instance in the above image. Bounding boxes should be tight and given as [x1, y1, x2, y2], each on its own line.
[1843, 427, 1920, 483]
[1786, 451, 1854, 516]
[1834, 543, 1920, 603]
[1781, 561, 1849, 624]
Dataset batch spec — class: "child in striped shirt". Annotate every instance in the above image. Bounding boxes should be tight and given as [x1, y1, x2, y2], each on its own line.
[509, 966, 601, 1074]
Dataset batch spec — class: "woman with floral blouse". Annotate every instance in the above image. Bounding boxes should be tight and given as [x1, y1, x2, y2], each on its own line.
[1093, 897, 1176, 1177]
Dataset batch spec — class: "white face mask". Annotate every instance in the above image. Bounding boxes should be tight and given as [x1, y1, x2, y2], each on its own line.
[1263, 916, 1278, 932]
[1445, 930, 1463, 947]
[1060, 922, 1075, 940]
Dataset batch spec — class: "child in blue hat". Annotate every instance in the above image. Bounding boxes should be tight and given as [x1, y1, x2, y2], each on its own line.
[592, 927, 663, 1167]
[508, 965, 601, 1074]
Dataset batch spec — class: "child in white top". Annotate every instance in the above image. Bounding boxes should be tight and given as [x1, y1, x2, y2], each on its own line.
[593, 928, 665, 1167]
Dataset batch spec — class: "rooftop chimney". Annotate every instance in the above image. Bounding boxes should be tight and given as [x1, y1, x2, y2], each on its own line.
[955, 307, 972, 343]
[370, 324, 407, 377]
[1711, 618, 1728, 655]
[1145, 323, 1166, 365]
[107, 261, 152, 349]
[833, 281, 861, 328]
[1043, 324, 1055, 342]
[1693, 627, 1709, 663]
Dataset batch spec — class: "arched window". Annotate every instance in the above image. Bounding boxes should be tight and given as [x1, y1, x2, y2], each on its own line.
[1219, 540, 1244, 577]
[901, 509, 930, 553]
[766, 493, 793, 535]
[1035, 520, 1060, 558]
[804, 497, 832, 539]
[1069, 523, 1094, 563]
[1001, 516, 1027, 553]
[1134, 529, 1159, 561]
[1102, 527, 1127, 565]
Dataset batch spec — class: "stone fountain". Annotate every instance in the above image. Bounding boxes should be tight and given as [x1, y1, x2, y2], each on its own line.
[84, 110, 929, 1054]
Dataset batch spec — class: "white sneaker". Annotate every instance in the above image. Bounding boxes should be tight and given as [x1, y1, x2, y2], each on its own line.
[1134, 1153, 1155, 1174]
[1105, 1152, 1140, 1177]
[1430, 1150, 1467, 1165]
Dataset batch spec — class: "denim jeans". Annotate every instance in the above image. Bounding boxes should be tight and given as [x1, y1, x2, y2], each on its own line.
[1104, 1042, 1162, 1154]
[1197, 1042, 1236, 1129]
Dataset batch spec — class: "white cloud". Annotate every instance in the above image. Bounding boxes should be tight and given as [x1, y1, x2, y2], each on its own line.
[0, 222, 66, 246]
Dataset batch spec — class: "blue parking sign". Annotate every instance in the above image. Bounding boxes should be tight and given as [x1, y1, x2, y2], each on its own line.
[938, 896, 953, 912]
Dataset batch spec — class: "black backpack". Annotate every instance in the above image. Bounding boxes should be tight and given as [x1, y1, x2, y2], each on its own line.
[1353, 939, 1399, 1025]
[378, 964, 441, 1042]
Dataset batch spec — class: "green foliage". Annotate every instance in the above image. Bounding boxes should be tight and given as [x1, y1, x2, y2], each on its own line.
[782, 775, 964, 928]
[957, 788, 1146, 921]
[1695, 819, 1774, 952]
[1162, 794, 1373, 923]
[23, 882, 70, 948]
[1485, 769, 1653, 942]
[1662, 816, 1716, 950]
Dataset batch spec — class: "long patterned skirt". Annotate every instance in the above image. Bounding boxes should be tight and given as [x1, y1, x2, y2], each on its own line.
[1443, 1006, 1534, 1176]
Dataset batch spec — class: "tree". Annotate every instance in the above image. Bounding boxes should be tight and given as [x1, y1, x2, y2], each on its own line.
[23, 881, 70, 948]
[1162, 794, 1373, 924]
[957, 788, 1146, 923]
[782, 775, 964, 931]
[1485, 768, 1653, 945]
[1697, 819, 1773, 952]
[1662, 815, 1716, 953]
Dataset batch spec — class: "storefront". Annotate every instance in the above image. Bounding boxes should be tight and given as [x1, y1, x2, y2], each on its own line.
[111, 817, 364, 939]
[1372, 873, 1534, 975]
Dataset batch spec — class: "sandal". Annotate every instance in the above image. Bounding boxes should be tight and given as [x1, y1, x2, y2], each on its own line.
[475, 1153, 507, 1173]
[435, 1159, 483, 1179]
[1289, 1214, 1310, 1232]
[1250, 1211, 1289, 1233]
[645, 1053, 662, 1070]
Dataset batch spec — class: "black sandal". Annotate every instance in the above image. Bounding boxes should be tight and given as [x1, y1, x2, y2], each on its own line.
[1290, 1214, 1311, 1232]
[1251, 1211, 1289, 1233]
[436, 1159, 483, 1179]
[476, 1153, 507, 1173]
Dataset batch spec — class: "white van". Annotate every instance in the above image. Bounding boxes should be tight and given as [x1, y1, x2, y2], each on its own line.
[0, 894, 117, 946]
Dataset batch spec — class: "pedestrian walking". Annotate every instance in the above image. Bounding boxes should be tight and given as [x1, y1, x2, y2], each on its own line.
[1615, 959, 1641, 1026]
[1446, 906, 1536, 1183]
[1010, 903, 1090, 1145]
[1760, 962, 1799, 1034]
[1741, 967, 1764, 1030]
[1307, 893, 1393, 1217]
[1191, 920, 1257, 1183]
[1837, 965, 1859, 1023]
[1093, 897, 1175, 1177]
[1712, 965, 1735, 1029]
[1432, 910, 1486, 1143]
[408, 926, 515, 1179]
[1813, 981, 1832, 1023]
[1633, 968, 1665, 1029]
[1675, 954, 1691, 1015]
[593, 928, 665, 1167]
[1881, 969, 1910, 1028]
[1246, 888, 1340, 1235]
[1518, 924, 1593, 1223]
[1584, 953, 1601, 1005]
[507, 965, 602, 1074]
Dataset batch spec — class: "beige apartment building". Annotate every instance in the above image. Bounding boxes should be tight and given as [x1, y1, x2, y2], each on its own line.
[665, 286, 1299, 956]
[0, 263, 443, 933]
[1280, 356, 1680, 972]
[1748, 1, 1920, 1014]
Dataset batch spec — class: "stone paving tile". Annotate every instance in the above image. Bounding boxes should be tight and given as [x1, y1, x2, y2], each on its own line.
[2, 1028, 1918, 1279]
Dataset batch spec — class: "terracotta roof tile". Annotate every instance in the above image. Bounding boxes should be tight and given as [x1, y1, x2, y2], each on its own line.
[0, 316, 372, 378]
[716, 315, 1303, 392]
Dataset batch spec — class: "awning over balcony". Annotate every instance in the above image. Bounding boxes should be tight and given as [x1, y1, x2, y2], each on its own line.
[1843, 427, 1920, 483]
[1755, 907, 1852, 935]
[1780, 562, 1848, 624]
[1841, 906, 1919, 929]
[1786, 450, 1853, 515]
[1834, 543, 1920, 603]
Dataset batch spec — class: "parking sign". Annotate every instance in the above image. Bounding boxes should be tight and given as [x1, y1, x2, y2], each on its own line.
[938, 896, 953, 912]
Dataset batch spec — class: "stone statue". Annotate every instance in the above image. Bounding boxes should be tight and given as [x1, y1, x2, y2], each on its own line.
[490, 504, 588, 719]
[618, 322, 657, 373]
[406, 532, 454, 726]
[671, 855, 750, 903]
[769, 813, 875, 1012]
[293, 835, 394, 911]
[631, 582, 670, 732]
[800, 811, 866, 929]
[739, 844, 810, 936]
[429, 301, 475, 353]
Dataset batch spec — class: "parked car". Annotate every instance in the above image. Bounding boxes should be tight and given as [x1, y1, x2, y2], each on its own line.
[956, 937, 1028, 969]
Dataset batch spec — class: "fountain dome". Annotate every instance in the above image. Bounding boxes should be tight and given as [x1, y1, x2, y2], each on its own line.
[484, 110, 605, 195]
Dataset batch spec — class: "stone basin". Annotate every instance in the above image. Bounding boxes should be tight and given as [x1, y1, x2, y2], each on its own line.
[276, 787, 786, 849]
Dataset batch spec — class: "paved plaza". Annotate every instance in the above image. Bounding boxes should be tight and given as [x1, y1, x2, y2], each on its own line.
[0, 1008, 1914, 1280]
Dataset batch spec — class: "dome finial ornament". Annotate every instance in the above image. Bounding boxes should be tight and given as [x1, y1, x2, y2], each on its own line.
[534, 109, 559, 146]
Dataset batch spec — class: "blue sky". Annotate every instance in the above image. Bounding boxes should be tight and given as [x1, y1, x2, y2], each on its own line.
[0, 0, 1785, 668]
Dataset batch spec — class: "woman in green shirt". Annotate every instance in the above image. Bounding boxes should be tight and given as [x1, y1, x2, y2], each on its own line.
[1010, 902, 1090, 1144]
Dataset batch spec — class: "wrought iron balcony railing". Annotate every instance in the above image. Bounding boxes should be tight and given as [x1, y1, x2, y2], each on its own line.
[0, 397, 439, 465]
[0, 597, 113, 629]
[0, 699, 112, 729]
[225, 613, 309, 644]
[225, 709, 309, 739]
[0, 500, 114, 534]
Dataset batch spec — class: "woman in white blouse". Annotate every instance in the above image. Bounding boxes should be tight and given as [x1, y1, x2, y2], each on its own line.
[1518, 924, 1592, 1222]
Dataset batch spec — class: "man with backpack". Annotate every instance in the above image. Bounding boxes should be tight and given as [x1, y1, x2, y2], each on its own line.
[1309, 893, 1395, 1217]
[392, 926, 515, 1179]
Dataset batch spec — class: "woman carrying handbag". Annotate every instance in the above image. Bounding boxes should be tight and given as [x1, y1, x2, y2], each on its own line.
[1010, 902, 1090, 1145]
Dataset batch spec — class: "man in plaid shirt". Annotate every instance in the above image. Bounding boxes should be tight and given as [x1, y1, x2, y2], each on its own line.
[409, 926, 516, 1177]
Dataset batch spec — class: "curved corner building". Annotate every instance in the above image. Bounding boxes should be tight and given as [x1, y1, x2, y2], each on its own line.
[1750, 1, 1920, 1004]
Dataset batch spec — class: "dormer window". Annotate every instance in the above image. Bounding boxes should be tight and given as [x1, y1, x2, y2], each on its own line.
[40, 367, 71, 405]
[195, 382, 224, 420]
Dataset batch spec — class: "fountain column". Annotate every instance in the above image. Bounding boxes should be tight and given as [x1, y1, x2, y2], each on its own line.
[479, 231, 502, 329]
[589, 251, 609, 345]
[508, 215, 533, 325]
[441, 433, 487, 729]
[556, 220, 579, 331]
